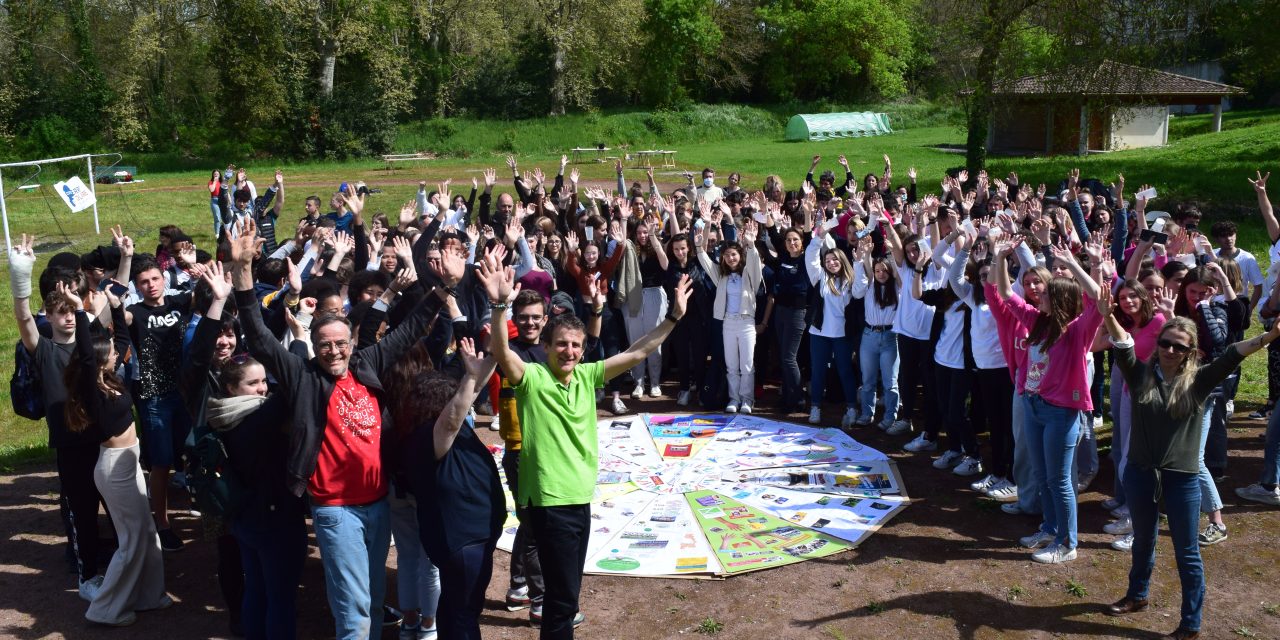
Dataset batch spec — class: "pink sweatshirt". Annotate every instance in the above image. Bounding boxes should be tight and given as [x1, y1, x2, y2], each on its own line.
[986, 282, 1027, 385]
[998, 289, 1103, 412]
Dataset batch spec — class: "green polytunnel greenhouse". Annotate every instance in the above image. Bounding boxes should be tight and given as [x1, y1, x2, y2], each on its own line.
[785, 113, 894, 141]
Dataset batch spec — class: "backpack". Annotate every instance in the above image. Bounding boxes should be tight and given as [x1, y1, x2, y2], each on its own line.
[11, 341, 45, 420]
[186, 429, 246, 522]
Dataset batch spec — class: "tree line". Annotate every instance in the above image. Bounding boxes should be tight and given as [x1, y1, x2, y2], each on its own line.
[0, 0, 1273, 166]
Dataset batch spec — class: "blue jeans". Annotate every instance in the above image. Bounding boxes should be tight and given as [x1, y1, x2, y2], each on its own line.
[431, 540, 497, 640]
[1012, 392, 1042, 514]
[1263, 406, 1280, 486]
[809, 333, 858, 409]
[1109, 367, 1132, 506]
[1022, 394, 1080, 549]
[312, 498, 392, 640]
[137, 391, 191, 469]
[388, 490, 440, 622]
[210, 197, 223, 238]
[1123, 466, 1203, 632]
[1197, 403, 1223, 513]
[857, 329, 899, 422]
[231, 505, 307, 640]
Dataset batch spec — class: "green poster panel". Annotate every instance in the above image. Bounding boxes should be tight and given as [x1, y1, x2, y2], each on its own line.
[685, 489, 849, 574]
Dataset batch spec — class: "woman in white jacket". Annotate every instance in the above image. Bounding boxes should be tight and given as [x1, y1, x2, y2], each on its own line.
[696, 220, 764, 413]
[806, 226, 861, 428]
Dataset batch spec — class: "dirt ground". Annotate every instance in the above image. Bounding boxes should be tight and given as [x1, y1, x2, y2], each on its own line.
[3, 393, 1280, 640]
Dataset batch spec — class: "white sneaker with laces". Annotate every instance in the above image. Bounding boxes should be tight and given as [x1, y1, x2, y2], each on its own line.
[611, 397, 628, 415]
[725, 403, 739, 414]
[739, 403, 753, 415]
[903, 433, 937, 452]
[970, 474, 999, 492]
[1111, 533, 1135, 551]
[1019, 530, 1054, 549]
[488, 412, 501, 432]
[78, 575, 104, 602]
[676, 390, 691, 406]
[1103, 516, 1132, 535]
[933, 450, 964, 469]
[841, 408, 857, 429]
[885, 419, 912, 436]
[808, 407, 821, 425]
[631, 382, 644, 399]
[986, 479, 1019, 502]
[953, 456, 983, 476]
[649, 385, 662, 398]
[1031, 543, 1077, 564]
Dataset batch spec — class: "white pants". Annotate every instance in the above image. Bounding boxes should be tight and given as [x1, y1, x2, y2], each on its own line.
[723, 314, 757, 405]
[86, 443, 167, 625]
[623, 287, 667, 385]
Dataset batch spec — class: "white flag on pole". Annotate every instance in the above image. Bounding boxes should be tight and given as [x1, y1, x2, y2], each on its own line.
[53, 176, 96, 213]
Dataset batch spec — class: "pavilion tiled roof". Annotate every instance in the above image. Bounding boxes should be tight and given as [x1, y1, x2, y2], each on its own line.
[992, 60, 1242, 97]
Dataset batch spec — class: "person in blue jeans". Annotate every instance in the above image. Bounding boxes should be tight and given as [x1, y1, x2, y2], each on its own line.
[850, 250, 901, 429]
[1099, 291, 1280, 640]
[805, 229, 861, 427]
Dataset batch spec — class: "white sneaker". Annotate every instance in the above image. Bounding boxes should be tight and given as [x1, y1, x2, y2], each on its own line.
[725, 403, 739, 414]
[1019, 530, 1054, 549]
[1226, 399, 1235, 418]
[841, 408, 857, 429]
[986, 479, 1019, 502]
[1092, 415, 1103, 429]
[1100, 497, 1123, 512]
[649, 385, 662, 398]
[631, 383, 644, 399]
[78, 575, 104, 602]
[1103, 516, 1132, 535]
[953, 456, 983, 477]
[808, 407, 821, 425]
[885, 419, 912, 436]
[611, 397, 628, 415]
[933, 450, 964, 469]
[488, 412, 501, 431]
[904, 434, 938, 453]
[676, 390, 691, 406]
[739, 403, 753, 414]
[970, 474, 999, 492]
[1236, 483, 1280, 506]
[1110, 533, 1135, 551]
[1031, 543, 1077, 564]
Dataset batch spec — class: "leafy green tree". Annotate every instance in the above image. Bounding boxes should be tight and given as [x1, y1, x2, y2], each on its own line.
[639, 0, 723, 106]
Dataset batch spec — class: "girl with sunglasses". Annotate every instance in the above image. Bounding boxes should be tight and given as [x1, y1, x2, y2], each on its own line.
[1099, 283, 1280, 640]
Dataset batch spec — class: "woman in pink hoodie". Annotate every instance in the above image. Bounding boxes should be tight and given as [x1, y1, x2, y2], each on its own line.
[990, 238, 1103, 565]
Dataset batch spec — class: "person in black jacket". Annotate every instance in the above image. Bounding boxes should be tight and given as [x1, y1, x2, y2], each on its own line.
[227, 218, 464, 640]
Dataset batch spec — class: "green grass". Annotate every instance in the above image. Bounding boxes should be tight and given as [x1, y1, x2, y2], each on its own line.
[0, 107, 1277, 466]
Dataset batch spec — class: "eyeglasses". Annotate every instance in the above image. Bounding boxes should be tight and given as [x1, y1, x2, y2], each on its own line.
[1157, 338, 1192, 354]
[316, 340, 351, 353]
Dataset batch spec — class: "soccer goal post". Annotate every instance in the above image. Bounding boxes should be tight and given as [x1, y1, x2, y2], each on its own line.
[0, 152, 122, 251]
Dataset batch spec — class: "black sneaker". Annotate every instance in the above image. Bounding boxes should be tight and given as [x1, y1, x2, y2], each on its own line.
[157, 529, 184, 552]
[383, 605, 403, 627]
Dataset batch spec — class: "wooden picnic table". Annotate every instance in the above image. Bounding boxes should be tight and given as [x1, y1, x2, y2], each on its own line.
[630, 149, 677, 168]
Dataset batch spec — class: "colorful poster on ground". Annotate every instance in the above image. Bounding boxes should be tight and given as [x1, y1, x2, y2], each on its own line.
[646, 414, 734, 460]
[684, 489, 850, 574]
[711, 482, 909, 545]
[719, 460, 902, 497]
[585, 493, 723, 577]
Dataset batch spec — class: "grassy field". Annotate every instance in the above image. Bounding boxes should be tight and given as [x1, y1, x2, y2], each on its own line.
[0, 107, 1276, 467]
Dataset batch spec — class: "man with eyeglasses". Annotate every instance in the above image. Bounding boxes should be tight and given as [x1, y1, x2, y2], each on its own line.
[226, 218, 465, 640]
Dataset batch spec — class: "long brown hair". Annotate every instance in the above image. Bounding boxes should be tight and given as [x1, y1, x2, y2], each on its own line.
[63, 333, 128, 432]
[1114, 278, 1156, 329]
[1137, 317, 1201, 419]
[1027, 277, 1083, 350]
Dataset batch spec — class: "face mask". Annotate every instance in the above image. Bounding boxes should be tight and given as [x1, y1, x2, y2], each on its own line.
[703, 178, 714, 188]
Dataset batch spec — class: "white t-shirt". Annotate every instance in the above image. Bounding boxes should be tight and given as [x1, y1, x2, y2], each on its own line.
[893, 263, 940, 340]
[934, 301, 966, 370]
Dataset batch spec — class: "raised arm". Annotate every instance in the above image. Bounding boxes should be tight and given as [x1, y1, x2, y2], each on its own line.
[479, 246, 526, 386]
[8, 234, 39, 353]
[1048, 244, 1100, 300]
[1251, 171, 1278, 244]
[433, 337, 496, 460]
[604, 276, 690, 381]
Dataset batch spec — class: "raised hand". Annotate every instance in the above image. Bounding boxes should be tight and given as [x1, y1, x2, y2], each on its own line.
[560, 154, 569, 171]
[392, 235, 413, 263]
[202, 261, 232, 300]
[1250, 170, 1270, 192]
[564, 230, 579, 252]
[484, 167, 497, 188]
[1097, 276, 1115, 314]
[957, 169, 969, 184]
[477, 249, 515, 303]
[532, 167, 545, 186]
[388, 261, 418, 294]
[586, 272, 607, 309]
[810, 155, 822, 169]
[741, 219, 759, 245]
[110, 225, 134, 257]
[669, 274, 691, 321]
[472, 176, 479, 191]
[506, 155, 518, 173]
[333, 231, 355, 256]
[569, 167, 580, 186]
[907, 166, 917, 181]
[230, 219, 265, 265]
[438, 179, 452, 206]
[838, 155, 849, 168]
[439, 244, 466, 287]
[286, 255, 303, 292]
[56, 281, 83, 311]
[458, 337, 492, 378]
[1154, 287, 1177, 318]
[399, 200, 417, 225]
[609, 220, 625, 243]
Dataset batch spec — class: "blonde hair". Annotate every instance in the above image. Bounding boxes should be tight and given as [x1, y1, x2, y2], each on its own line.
[821, 248, 855, 296]
[1136, 317, 1201, 419]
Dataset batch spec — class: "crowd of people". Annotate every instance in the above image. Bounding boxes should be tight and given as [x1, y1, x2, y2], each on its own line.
[11, 155, 1280, 640]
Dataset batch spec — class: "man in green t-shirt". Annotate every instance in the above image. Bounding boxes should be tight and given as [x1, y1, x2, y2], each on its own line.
[481, 249, 690, 639]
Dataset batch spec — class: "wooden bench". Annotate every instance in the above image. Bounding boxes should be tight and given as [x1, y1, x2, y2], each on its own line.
[382, 153, 434, 171]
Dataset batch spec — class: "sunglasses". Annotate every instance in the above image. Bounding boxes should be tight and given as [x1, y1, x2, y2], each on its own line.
[1157, 338, 1192, 354]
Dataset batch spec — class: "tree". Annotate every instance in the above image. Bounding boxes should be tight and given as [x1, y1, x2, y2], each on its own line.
[639, 0, 723, 106]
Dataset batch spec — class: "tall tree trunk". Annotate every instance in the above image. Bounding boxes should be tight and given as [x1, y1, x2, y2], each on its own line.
[965, 25, 1005, 173]
[319, 38, 337, 98]
[549, 42, 567, 116]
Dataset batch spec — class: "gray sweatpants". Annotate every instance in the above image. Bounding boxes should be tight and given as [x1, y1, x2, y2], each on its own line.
[86, 443, 167, 625]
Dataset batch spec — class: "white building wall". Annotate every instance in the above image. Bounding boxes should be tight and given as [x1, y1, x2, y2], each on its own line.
[1110, 106, 1169, 150]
